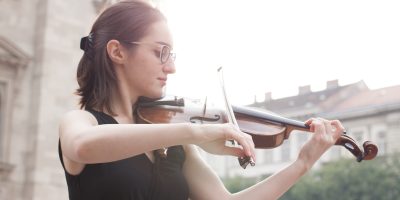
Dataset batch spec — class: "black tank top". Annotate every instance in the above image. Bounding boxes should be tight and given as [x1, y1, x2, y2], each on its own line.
[58, 109, 189, 200]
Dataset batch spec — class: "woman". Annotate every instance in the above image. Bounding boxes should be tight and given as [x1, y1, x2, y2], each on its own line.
[58, 1, 343, 199]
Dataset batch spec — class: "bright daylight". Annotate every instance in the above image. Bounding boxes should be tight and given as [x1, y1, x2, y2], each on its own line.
[0, 0, 399, 199]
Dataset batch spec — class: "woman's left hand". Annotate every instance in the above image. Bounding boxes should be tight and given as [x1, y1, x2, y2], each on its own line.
[298, 118, 344, 170]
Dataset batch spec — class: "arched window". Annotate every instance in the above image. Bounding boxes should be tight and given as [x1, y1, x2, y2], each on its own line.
[0, 85, 2, 149]
[0, 78, 11, 163]
[0, 36, 29, 173]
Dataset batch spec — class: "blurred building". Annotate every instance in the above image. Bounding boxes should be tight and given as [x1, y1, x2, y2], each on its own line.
[1, 0, 400, 200]
[0, 0, 161, 199]
[203, 80, 400, 178]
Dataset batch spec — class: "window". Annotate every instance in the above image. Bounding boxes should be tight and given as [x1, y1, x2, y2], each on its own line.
[376, 131, 387, 155]
[263, 150, 273, 164]
[0, 79, 13, 172]
[0, 37, 28, 174]
[280, 140, 291, 162]
[297, 133, 308, 149]
[0, 81, 4, 160]
[352, 131, 365, 144]
[0, 90, 2, 135]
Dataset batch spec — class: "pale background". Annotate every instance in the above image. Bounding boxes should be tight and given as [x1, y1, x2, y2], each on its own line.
[161, 0, 400, 105]
[0, 0, 399, 199]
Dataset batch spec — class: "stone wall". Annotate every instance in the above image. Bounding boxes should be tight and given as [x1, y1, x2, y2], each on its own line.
[0, 0, 97, 199]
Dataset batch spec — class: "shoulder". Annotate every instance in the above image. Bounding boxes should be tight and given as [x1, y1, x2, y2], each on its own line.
[59, 110, 98, 135]
[61, 109, 98, 124]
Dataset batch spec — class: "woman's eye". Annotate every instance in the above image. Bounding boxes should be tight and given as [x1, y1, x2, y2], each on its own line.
[154, 50, 161, 57]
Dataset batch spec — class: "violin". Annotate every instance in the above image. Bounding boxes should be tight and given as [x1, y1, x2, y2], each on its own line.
[135, 97, 378, 168]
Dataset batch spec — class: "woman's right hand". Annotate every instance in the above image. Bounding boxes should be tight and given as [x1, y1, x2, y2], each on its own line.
[191, 123, 256, 162]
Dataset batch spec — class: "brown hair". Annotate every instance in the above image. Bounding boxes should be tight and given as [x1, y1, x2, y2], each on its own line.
[76, 0, 165, 114]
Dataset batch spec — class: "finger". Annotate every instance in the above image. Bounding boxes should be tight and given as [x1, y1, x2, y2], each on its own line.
[322, 119, 336, 143]
[226, 123, 256, 162]
[322, 119, 332, 134]
[331, 120, 345, 133]
[305, 118, 316, 132]
[305, 118, 316, 125]
[239, 134, 252, 157]
[311, 119, 326, 135]
[221, 146, 246, 157]
[244, 133, 257, 162]
[234, 131, 255, 160]
[330, 120, 345, 138]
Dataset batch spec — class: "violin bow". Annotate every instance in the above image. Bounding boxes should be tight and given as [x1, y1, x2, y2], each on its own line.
[217, 67, 256, 169]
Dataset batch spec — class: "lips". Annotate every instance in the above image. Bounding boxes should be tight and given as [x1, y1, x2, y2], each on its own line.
[158, 77, 167, 85]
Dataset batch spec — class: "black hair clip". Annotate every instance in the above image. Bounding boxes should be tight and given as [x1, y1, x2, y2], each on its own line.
[80, 36, 89, 51]
[80, 33, 94, 52]
[80, 33, 94, 59]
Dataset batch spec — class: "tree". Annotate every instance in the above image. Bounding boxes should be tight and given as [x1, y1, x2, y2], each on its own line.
[282, 153, 400, 200]
[223, 153, 400, 200]
[222, 175, 258, 193]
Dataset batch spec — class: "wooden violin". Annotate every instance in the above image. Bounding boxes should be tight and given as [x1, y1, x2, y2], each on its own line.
[135, 97, 378, 168]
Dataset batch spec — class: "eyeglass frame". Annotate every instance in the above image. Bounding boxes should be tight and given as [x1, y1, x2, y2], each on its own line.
[123, 41, 176, 64]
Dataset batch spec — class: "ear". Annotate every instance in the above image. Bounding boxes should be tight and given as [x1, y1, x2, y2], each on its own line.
[106, 39, 126, 65]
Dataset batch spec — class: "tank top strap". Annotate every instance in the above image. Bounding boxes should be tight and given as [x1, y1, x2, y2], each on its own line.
[58, 139, 66, 170]
[85, 108, 118, 125]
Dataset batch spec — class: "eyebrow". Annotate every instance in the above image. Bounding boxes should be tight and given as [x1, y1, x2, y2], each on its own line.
[156, 41, 172, 48]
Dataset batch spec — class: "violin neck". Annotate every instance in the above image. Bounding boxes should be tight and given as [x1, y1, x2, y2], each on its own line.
[232, 105, 310, 131]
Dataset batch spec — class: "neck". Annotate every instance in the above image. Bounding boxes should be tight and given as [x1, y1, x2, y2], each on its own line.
[107, 76, 139, 124]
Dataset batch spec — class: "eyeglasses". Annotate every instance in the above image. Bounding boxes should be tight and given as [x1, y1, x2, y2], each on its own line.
[127, 41, 176, 64]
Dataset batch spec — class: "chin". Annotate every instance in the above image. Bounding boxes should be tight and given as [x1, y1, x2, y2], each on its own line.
[144, 87, 166, 100]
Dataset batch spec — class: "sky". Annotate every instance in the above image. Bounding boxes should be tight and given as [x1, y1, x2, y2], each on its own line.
[159, 0, 400, 105]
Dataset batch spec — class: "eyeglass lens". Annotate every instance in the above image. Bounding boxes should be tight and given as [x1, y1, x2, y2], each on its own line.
[161, 45, 170, 63]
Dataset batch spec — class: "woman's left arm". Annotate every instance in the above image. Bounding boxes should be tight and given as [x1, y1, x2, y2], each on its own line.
[183, 144, 307, 200]
[183, 144, 231, 200]
[183, 118, 343, 200]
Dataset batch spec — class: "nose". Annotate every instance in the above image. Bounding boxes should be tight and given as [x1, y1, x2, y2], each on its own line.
[162, 59, 176, 74]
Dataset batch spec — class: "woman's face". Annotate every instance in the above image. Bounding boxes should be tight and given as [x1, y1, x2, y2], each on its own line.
[122, 20, 176, 100]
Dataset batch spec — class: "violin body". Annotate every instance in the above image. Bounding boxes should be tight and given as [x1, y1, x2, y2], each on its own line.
[136, 97, 378, 162]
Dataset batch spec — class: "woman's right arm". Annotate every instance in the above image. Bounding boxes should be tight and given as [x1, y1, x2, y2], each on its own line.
[59, 110, 254, 164]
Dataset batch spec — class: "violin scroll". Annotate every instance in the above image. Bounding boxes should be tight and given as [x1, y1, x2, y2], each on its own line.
[362, 141, 378, 161]
[335, 135, 378, 162]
